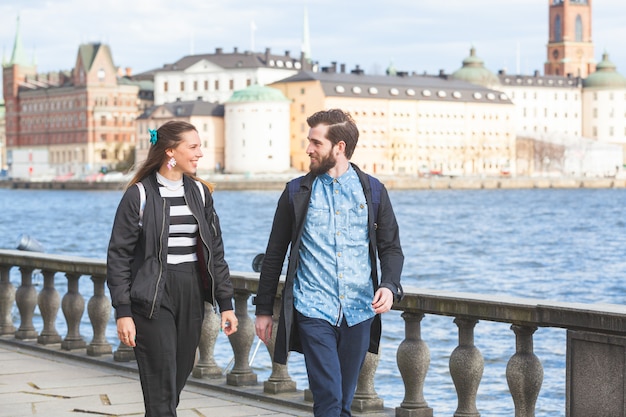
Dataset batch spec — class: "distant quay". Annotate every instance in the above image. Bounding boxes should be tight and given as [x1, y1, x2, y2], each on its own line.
[1, 175, 625, 191]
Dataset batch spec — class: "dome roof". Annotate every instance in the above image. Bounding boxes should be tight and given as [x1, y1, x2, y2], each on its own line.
[450, 47, 500, 87]
[226, 84, 289, 103]
[583, 52, 626, 89]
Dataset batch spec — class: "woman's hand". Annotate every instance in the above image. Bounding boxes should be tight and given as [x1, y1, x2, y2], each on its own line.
[221, 310, 238, 336]
[117, 317, 136, 347]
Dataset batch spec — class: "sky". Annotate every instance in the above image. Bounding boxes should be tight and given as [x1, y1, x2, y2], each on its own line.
[1, 0, 626, 85]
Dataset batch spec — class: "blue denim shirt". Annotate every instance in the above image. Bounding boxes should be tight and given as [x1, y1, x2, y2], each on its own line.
[294, 165, 375, 327]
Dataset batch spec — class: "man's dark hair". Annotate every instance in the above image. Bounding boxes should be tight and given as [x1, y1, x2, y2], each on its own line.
[306, 109, 359, 159]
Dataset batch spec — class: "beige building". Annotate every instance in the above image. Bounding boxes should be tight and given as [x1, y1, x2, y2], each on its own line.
[270, 68, 516, 177]
[135, 100, 225, 174]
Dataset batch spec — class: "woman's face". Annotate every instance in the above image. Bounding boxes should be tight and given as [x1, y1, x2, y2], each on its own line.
[168, 130, 203, 175]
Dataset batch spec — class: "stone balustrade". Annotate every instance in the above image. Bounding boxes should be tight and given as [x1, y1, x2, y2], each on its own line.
[1, 249, 626, 416]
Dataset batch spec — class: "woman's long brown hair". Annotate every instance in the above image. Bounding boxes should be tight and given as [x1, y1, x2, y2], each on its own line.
[127, 120, 214, 192]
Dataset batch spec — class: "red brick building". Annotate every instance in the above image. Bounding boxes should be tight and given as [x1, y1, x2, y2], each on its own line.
[2, 17, 141, 178]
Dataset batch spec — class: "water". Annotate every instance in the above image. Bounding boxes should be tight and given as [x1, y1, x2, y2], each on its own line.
[2, 186, 626, 416]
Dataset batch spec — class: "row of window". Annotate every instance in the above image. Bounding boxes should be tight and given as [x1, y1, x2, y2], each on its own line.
[333, 85, 508, 102]
[509, 91, 579, 100]
[163, 78, 252, 93]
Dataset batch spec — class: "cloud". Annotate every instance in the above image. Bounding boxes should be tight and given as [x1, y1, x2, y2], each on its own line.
[1, 0, 625, 81]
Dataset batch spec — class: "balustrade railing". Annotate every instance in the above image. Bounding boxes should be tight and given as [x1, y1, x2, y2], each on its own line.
[1, 249, 626, 417]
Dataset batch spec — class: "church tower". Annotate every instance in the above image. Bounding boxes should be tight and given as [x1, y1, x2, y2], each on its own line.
[2, 15, 36, 149]
[545, 0, 595, 77]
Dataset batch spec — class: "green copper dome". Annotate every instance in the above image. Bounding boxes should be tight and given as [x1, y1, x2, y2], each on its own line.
[583, 52, 626, 89]
[227, 84, 289, 103]
[450, 47, 500, 87]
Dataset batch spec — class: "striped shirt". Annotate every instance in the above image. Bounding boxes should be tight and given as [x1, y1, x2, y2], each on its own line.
[156, 172, 199, 265]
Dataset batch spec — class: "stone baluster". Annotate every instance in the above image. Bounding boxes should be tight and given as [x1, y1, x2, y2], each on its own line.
[192, 302, 222, 378]
[114, 342, 136, 362]
[450, 317, 483, 417]
[37, 269, 62, 344]
[352, 351, 384, 412]
[0, 265, 16, 335]
[226, 289, 257, 386]
[87, 274, 112, 356]
[506, 325, 543, 417]
[263, 296, 296, 393]
[15, 266, 38, 339]
[396, 312, 433, 417]
[61, 273, 86, 350]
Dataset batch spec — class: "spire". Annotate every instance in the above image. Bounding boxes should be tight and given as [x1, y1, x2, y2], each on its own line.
[9, 15, 31, 67]
[301, 7, 311, 62]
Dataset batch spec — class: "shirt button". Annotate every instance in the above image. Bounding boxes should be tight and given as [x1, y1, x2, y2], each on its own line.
[335, 190, 339, 194]
[339, 295, 345, 299]
[337, 252, 342, 257]
[339, 273, 343, 278]
[335, 210, 340, 215]
[337, 231, 341, 236]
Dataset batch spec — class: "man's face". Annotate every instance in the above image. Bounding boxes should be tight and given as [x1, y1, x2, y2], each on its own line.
[306, 124, 337, 176]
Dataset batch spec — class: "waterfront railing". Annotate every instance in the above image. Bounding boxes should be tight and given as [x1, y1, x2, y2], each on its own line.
[1, 249, 625, 417]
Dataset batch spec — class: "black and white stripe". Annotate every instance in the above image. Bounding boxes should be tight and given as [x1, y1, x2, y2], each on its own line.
[156, 173, 199, 265]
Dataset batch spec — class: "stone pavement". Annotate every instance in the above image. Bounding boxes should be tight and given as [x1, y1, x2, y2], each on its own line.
[0, 342, 312, 417]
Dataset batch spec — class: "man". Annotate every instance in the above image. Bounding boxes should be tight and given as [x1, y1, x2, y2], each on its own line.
[254, 109, 403, 417]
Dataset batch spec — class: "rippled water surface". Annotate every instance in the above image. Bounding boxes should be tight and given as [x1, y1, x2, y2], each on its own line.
[2, 186, 625, 416]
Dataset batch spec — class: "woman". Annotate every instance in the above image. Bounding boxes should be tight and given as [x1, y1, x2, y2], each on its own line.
[106, 120, 237, 416]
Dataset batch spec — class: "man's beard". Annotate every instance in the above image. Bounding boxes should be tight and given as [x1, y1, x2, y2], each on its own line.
[309, 151, 337, 176]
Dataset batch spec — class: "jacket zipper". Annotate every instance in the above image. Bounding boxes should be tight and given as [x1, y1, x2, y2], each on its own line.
[185, 192, 218, 311]
[149, 199, 167, 319]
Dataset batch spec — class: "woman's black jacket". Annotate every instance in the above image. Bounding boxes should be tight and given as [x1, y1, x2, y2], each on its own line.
[106, 173, 233, 320]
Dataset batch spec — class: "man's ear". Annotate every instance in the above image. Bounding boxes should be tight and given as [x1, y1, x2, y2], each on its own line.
[335, 140, 346, 155]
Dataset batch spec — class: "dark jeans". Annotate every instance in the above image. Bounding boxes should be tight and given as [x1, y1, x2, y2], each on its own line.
[133, 262, 205, 417]
[296, 311, 374, 417]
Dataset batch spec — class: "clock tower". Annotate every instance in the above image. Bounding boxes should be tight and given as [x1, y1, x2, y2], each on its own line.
[545, 0, 595, 77]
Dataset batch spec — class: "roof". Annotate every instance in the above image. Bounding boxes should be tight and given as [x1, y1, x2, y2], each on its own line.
[583, 52, 626, 89]
[226, 84, 289, 103]
[450, 47, 500, 87]
[77, 43, 114, 72]
[7, 15, 32, 67]
[155, 48, 304, 73]
[273, 71, 513, 104]
[137, 100, 224, 120]
[498, 72, 582, 88]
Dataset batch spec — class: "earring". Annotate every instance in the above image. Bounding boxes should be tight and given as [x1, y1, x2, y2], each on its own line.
[167, 156, 177, 170]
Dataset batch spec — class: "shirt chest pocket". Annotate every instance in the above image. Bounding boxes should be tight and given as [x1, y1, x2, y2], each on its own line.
[348, 202, 368, 240]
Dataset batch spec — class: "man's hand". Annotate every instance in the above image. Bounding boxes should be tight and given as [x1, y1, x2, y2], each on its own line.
[372, 287, 394, 314]
[255, 315, 273, 344]
[221, 310, 238, 336]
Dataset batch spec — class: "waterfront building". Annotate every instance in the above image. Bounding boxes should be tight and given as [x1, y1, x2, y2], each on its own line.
[149, 47, 315, 106]
[2, 17, 142, 179]
[581, 53, 626, 145]
[270, 68, 516, 177]
[135, 99, 225, 174]
[224, 85, 291, 174]
[0, 100, 5, 172]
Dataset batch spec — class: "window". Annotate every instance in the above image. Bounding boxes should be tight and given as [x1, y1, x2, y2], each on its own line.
[164, 82, 168, 92]
[215, 80, 219, 90]
[204, 80, 209, 90]
[193, 81, 198, 91]
[229, 79, 234, 90]
[554, 15, 562, 42]
[575, 15, 583, 42]
[180, 81, 185, 91]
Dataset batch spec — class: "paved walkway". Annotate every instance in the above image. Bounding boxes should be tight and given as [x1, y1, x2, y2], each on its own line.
[0, 341, 312, 417]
